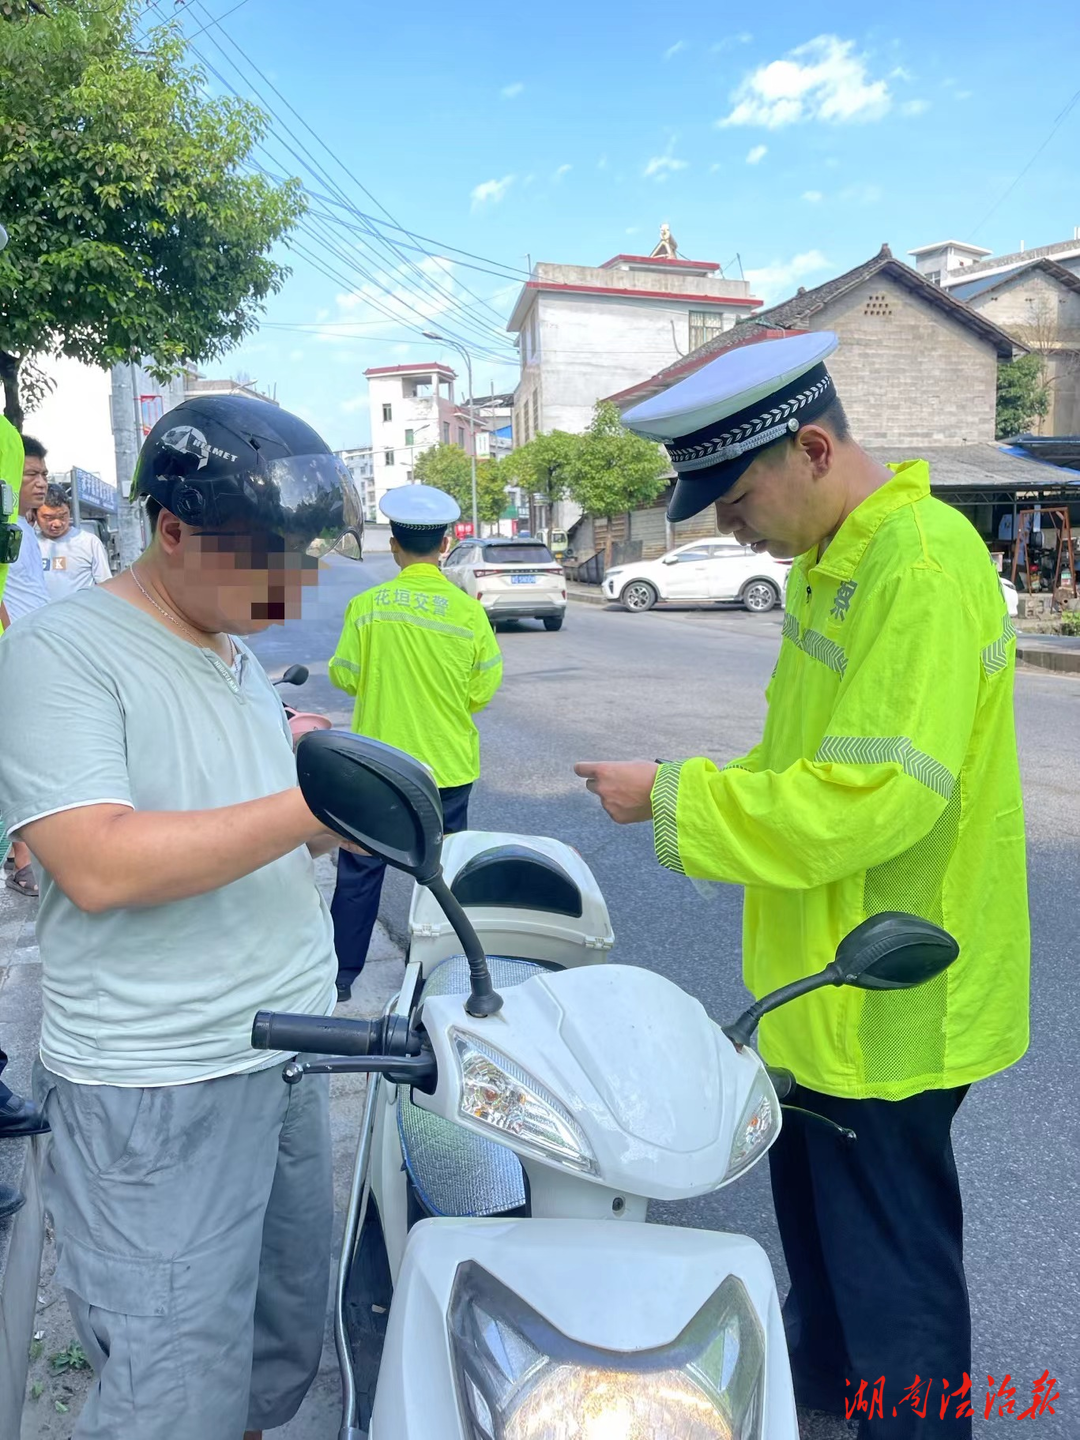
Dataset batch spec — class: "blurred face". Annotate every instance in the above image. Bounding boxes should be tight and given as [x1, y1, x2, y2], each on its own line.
[37, 503, 71, 539]
[712, 427, 844, 560]
[21, 455, 48, 515]
[154, 512, 322, 635]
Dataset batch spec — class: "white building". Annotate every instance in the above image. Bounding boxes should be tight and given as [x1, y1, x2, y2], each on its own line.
[909, 229, 1080, 291]
[363, 361, 480, 510]
[507, 230, 763, 446]
[337, 447, 377, 522]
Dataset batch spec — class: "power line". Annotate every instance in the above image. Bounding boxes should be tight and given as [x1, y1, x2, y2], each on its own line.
[971, 84, 1080, 239]
[186, 0, 517, 347]
[188, 38, 514, 357]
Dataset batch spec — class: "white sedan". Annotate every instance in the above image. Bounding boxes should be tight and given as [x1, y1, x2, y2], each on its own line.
[603, 539, 792, 614]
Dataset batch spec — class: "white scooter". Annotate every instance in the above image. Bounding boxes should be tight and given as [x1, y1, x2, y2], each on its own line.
[252, 732, 960, 1440]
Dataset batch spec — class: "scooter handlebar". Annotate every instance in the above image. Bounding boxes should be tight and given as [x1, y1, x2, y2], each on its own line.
[765, 1065, 796, 1100]
[251, 1010, 382, 1057]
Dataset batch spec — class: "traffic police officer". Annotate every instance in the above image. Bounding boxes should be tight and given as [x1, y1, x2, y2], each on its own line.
[329, 484, 503, 999]
[576, 332, 1029, 1438]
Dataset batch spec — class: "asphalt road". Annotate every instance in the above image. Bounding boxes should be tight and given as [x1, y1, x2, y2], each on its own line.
[249, 553, 1080, 1434]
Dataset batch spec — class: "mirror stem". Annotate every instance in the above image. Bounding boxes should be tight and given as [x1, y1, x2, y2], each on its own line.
[428, 873, 503, 1017]
[723, 967, 837, 1047]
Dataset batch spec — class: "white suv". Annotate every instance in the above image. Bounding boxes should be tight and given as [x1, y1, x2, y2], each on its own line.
[603, 539, 791, 614]
[442, 538, 568, 631]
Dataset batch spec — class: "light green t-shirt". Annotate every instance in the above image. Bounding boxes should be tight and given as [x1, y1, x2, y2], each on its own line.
[0, 587, 335, 1085]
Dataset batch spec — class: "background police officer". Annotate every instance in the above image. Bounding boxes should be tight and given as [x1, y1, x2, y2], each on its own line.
[329, 484, 502, 1000]
[577, 333, 1029, 1439]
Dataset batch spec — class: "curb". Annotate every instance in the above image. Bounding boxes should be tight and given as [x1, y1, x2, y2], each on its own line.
[567, 588, 612, 608]
[1016, 646, 1080, 676]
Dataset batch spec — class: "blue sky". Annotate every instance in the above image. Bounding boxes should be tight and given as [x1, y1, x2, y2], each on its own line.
[178, 0, 1079, 450]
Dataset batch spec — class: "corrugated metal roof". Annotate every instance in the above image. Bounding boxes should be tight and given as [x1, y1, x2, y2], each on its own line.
[871, 444, 1080, 492]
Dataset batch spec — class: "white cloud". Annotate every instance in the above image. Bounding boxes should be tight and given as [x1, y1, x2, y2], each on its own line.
[501, 82, 524, 100]
[744, 249, 830, 300]
[470, 175, 515, 210]
[664, 40, 685, 61]
[625, 226, 640, 236]
[955, 90, 973, 101]
[643, 142, 689, 181]
[597, 155, 609, 170]
[552, 164, 573, 182]
[712, 32, 753, 53]
[746, 144, 768, 164]
[289, 348, 306, 361]
[802, 189, 823, 202]
[709, 162, 722, 173]
[900, 98, 930, 116]
[890, 65, 914, 82]
[839, 182, 883, 205]
[719, 35, 894, 129]
[522, 174, 536, 188]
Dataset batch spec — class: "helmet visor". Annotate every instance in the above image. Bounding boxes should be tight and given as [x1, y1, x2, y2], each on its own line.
[246, 451, 364, 557]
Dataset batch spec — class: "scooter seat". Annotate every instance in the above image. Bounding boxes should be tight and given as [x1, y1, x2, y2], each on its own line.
[398, 954, 549, 1218]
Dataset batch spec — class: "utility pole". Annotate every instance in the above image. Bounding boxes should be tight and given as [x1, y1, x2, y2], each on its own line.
[423, 332, 478, 536]
[111, 362, 146, 568]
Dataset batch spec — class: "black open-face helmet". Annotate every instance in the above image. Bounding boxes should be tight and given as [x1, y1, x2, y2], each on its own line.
[134, 394, 363, 561]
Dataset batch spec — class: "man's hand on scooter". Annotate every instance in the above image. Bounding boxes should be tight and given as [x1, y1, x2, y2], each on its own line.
[574, 761, 659, 824]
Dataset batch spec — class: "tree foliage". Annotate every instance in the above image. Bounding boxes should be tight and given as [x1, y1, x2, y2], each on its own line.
[996, 354, 1051, 440]
[565, 401, 667, 560]
[412, 443, 508, 525]
[0, 0, 305, 427]
[500, 428, 580, 509]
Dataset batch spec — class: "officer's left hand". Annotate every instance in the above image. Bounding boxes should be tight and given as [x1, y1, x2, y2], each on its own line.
[575, 761, 659, 824]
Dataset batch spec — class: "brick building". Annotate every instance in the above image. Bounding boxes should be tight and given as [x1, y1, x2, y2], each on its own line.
[569, 245, 1024, 560]
[948, 259, 1080, 435]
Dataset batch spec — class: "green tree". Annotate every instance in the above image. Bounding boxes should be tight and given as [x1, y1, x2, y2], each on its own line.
[0, 0, 304, 427]
[501, 429, 581, 517]
[412, 444, 508, 526]
[565, 401, 668, 564]
[995, 354, 1051, 440]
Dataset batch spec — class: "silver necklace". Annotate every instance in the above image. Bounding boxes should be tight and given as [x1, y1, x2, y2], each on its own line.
[130, 565, 235, 665]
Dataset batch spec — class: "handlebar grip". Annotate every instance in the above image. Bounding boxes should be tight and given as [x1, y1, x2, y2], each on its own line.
[766, 1066, 796, 1100]
[251, 1010, 380, 1057]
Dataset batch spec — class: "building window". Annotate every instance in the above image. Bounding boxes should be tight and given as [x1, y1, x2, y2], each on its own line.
[531, 393, 539, 435]
[405, 428, 414, 446]
[385, 449, 395, 466]
[689, 310, 725, 352]
[442, 421, 450, 444]
[406, 469, 413, 483]
[382, 403, 393, 422]
[863, 293, 893, 317]
[457, 425, 465, 448]
[924, 270, 942, 287]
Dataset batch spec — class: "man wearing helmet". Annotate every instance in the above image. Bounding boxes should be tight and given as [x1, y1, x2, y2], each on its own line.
[0, 396, 364, 1440]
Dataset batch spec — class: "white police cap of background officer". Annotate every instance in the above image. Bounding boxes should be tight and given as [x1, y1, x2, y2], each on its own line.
[621, 331, 840, 523]
[379, 483, 460, 530]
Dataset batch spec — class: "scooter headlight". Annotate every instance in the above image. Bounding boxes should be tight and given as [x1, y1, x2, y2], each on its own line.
[451, 1031, 597, 1175]
[724, 1069, 780, 1184]
[449, 1262, 765, 1439]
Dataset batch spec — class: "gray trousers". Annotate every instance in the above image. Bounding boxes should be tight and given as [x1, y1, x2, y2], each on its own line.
[34, 1058, 332, 1439]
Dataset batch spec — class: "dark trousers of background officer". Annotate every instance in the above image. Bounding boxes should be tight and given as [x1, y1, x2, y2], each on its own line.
[770, 1084, 971, 1440]
[331, 783, 472, 992]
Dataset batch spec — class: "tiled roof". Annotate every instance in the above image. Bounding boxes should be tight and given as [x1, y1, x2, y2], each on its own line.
[608, 245, 1022, 410]
[948, 257, 1080, 304]
[944, 237, 1080, 282]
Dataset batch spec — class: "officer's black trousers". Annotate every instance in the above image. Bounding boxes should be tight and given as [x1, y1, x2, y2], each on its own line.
[331, 782, 472, 987]
[769, 1083, 971, 1440]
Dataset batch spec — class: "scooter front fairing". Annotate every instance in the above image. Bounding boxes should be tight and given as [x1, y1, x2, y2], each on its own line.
[369, 1217, 797, 1440]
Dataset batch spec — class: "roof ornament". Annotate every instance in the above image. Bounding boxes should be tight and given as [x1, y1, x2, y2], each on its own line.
[651, 223, 679, 260]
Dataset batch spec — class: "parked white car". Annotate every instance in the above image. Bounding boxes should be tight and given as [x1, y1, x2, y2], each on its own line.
[603, 539, 792, 614]
[442, 537, 567, 630]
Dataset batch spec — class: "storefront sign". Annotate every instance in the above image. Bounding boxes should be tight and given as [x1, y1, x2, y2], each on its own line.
[73, 467, 118, 514]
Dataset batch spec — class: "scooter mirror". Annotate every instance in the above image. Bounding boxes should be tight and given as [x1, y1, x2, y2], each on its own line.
[722, 912, 959, 1047]
[832, 912, 959, 990]
[296, 731, 444, 883]
[281, 663, 309, 687]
